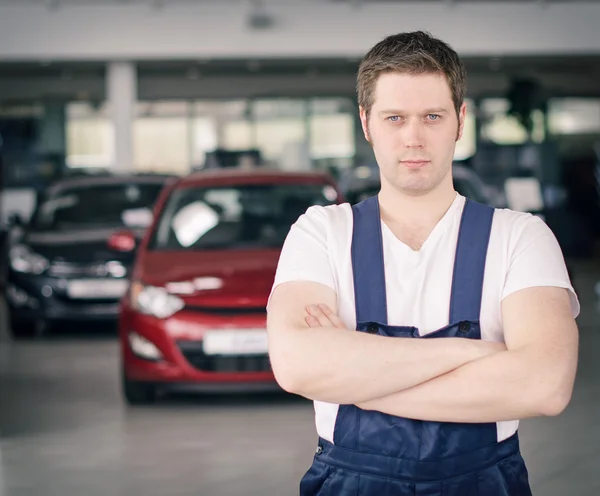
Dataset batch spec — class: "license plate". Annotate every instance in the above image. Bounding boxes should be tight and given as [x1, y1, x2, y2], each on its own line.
[203, 329, 268, 356]
[67, 279, 128, 299]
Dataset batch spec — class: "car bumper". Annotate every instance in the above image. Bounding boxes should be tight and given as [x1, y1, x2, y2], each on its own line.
[120, 306, 278, 389]
[6, 271, 127, 322]
[161, 381, 282, 394]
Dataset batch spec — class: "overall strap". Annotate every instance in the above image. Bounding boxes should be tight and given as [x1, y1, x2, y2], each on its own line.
[449, 199, 495, 324]
[351, 196, 388, 325]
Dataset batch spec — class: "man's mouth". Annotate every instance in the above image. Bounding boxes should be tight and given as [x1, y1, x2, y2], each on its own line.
[400, 160, 430, 168]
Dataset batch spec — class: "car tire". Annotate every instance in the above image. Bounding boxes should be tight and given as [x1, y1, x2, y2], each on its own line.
[122, 370, 157, 405]
[7, 308, 35, 340]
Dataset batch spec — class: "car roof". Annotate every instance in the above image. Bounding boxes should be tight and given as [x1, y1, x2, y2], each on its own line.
[45, 173, 175, 195]
[172, 167, 334, 189]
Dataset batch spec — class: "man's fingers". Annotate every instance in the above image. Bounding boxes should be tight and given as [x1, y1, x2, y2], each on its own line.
[305, 315, 320, 328]
[317, 304, 346, 328]
[306, 304, 334, 328]
[305, 304, 345, 329]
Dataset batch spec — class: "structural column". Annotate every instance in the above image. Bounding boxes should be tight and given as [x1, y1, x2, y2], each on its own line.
[107, 62, 137, 171]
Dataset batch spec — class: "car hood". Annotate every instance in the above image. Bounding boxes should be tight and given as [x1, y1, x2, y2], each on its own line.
[22, 227, 143, 264]
[138, 249, 281, 308]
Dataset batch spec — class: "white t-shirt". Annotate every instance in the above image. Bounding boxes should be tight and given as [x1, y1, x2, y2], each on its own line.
[269, 193, 580, 444]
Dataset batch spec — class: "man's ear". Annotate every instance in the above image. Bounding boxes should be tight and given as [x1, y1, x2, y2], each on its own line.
[456, 102, 467, 142]
[359, 106, 372, 145]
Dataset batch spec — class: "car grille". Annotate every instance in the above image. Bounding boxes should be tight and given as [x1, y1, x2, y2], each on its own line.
[49, 261, 108, 278]
[183, 306, 266, 317]
[48, 261, 127, 279]
[176, 341, 271, 373]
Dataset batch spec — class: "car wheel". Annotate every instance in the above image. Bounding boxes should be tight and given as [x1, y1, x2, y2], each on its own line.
[7, 308, 35, 339]
[122, 370, 157, 405]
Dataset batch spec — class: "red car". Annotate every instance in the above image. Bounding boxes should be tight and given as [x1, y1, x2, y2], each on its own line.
[118, 169, 342, 404]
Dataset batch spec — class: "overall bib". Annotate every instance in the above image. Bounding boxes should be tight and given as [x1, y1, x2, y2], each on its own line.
[300, 196, 533, 496]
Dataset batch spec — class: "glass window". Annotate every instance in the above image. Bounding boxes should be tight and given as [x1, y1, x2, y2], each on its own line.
[193, 100, 251, 166]
[221, 121, 253, 151]
[150, 183, 338, 251]
[309, 99, 355, 116]
[252, 99, 308, 167]
[134, 117, 189, 174]
[66, 102, 114, 168]
[137, 101, 188, 118]
[480, 98, 544, 144]
[191, 117, 218, 167]
[190, 98, 357, 170]
[255, 120, 306, 164]
[195, 100, 249, 120]
[309, 98, 355, 168]
[253, 99, 306, 120]
[548, 98, 600, 135]
[134, 101, 190, 175]
[310, 114, 354, 159]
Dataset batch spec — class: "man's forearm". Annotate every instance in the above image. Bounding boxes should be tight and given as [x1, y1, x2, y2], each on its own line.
[270, 325, 503, 405]
[356, 346, 571, 422]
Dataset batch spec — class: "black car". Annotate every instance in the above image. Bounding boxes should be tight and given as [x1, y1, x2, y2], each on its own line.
[5, 173, 173, 338]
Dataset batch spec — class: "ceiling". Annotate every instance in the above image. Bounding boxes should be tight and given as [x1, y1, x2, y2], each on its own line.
[1, 0, 599, 4]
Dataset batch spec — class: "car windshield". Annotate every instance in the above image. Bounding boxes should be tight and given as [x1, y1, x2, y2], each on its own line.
[30, 183, 164, 231]
[149, 183, 338, 250]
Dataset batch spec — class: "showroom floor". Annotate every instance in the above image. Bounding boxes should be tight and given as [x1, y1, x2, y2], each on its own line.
[1, 259, 599, 496]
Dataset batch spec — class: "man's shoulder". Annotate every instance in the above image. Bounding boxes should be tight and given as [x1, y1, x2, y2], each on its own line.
[492, 206, 544, 227]
[490, 206, 551, 247]
[300, 202, 354, 228]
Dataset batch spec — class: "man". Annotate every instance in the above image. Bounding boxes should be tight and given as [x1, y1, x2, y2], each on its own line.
[266, 31, 579, 496]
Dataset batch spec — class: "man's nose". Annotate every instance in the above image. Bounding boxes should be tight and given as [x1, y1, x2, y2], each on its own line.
[403, 120, 425, 148]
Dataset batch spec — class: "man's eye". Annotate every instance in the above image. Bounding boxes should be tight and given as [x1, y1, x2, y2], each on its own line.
[427, 114, 441, 121]
[387, 116, 400, 122]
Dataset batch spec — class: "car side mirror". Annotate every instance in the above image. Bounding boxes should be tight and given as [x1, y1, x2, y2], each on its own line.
[108, 230, 137, 252]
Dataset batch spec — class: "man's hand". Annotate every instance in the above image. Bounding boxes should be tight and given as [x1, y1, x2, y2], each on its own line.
[267, 281, 505, 405]
[304, 287, 578, 423]
[304, 303, 506, 354]
[305, 304, 347, 330]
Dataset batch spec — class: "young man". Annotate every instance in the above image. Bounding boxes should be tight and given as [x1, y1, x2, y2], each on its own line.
[267, 31, 579, 496]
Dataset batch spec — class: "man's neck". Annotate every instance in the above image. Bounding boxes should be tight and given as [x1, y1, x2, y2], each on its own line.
[378, 181, 457, 230]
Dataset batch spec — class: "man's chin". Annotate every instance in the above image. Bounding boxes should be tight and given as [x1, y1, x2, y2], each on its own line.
[391, 183, 436, 197]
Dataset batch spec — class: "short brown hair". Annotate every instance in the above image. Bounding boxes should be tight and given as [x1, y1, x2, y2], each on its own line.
[357, 31, 467, 119]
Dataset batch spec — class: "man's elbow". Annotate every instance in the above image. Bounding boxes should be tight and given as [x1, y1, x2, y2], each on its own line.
[271, 361, 302, 394]
[269, 347, 307, 395]
[539, 384, 574, 417]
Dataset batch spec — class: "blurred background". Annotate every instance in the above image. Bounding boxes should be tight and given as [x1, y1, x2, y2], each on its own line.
[0, 1, 599, 495]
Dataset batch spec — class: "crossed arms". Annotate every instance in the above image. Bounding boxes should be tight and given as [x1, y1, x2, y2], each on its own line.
[266, 281, 579, 423]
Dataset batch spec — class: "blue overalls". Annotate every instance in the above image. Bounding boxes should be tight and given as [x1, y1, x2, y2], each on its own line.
[300, 196, 533, 496]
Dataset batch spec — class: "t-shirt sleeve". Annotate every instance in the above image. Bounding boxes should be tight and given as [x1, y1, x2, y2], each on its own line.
[267, 205, 336, 308]
[502, 214, 580, 318]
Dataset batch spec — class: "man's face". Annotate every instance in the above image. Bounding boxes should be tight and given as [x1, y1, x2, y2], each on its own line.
[360, 72, 466, 196]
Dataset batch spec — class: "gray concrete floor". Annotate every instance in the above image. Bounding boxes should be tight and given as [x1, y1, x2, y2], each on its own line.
[0, 259, 599, 496]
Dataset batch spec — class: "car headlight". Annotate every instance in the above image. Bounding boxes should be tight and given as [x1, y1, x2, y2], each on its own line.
[9, 245, 50, 275]
[130, 281, 184, 319]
